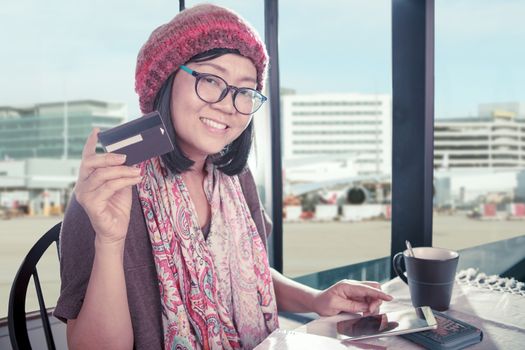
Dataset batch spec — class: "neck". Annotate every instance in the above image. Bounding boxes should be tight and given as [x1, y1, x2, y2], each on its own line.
[190, 156, 207, 174]
[182, 155, 207, 180]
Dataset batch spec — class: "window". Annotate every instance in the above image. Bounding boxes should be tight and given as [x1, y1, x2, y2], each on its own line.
[433, 1, 525, 254]
[279, 1, 392, 278]
[0, 0, 188, 318]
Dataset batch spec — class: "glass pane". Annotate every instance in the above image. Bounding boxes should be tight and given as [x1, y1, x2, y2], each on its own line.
[0, 1, 176, 318]
[24, 238, 61, 317]
[280, 1, 392, 278]
[0, 1, 269, 318]
[194, 2, 275, 267]
[0, 218, 60, 318]
[434, 1, 525, 276]
[184, 0, 272, 247]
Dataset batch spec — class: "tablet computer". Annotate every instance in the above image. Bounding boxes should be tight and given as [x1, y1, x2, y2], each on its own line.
[336, 306, 437, 341]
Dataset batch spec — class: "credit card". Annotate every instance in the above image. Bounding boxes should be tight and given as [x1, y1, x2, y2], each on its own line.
[98, 111, 174, 165]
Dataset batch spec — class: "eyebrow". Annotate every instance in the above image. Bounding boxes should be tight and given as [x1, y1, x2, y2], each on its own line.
[194, 62, 257, 85]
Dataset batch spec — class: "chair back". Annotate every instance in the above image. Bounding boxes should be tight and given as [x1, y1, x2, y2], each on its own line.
[8, 222, 61, 350]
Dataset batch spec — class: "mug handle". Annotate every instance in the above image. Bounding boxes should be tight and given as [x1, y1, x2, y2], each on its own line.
[393, 252, 408, 284]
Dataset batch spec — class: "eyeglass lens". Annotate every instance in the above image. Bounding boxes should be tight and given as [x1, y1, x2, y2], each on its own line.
[196, 74, 263, 114]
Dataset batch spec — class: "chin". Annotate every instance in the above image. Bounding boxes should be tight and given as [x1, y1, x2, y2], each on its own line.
[201, 144, 229, 157]
[207, 149, 226, 157]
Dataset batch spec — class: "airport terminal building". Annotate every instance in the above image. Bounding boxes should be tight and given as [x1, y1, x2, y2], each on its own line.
[433, 103, 525, 206]
[0, 100, 126, 159]
[281, 96, 525, 209]
[434, 102, 525, 170]
[2, 97, 524, 214]
[0, 100, 126, 214]
[282, 93, 392, 177]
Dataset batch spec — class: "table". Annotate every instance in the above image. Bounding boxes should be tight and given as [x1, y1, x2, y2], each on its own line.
[258, 276, 525, 349]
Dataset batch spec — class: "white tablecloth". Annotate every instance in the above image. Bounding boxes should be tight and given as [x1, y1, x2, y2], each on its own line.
[285, 277, 525, 349]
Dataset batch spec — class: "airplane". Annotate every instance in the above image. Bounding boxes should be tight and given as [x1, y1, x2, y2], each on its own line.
[283, 154, 391, 206]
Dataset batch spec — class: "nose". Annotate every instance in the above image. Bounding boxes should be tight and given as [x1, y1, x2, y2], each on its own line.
[212, 87, 237, 114]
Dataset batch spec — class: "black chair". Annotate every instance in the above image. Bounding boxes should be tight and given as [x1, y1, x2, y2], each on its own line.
[8, 222, 62, 350]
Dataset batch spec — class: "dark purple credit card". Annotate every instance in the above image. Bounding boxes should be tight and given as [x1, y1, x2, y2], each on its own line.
[97, 111, 174, 165]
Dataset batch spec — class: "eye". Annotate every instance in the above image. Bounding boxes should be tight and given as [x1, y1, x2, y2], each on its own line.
[238, 89, 256, 98]
[202, 75, 222, 86]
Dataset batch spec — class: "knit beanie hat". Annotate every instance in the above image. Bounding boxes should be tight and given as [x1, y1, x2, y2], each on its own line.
[135, 4, 269, 114]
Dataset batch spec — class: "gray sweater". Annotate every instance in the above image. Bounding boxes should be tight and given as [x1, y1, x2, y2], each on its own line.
[54, 169, 272, 349]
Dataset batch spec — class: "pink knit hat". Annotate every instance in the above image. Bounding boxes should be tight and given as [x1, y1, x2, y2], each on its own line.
[135, 4, 269, 114]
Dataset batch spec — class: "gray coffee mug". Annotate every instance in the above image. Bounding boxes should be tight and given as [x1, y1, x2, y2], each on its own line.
[393, 247, 459, 311]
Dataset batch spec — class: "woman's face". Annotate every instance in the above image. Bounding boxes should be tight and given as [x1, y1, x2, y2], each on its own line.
[170, 53, 257, 161]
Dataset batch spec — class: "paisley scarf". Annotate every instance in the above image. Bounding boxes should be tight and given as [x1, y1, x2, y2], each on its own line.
[137, 157, 278, 349]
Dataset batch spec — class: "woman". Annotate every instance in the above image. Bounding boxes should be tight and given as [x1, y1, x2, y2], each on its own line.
[54, 4, 392, 350]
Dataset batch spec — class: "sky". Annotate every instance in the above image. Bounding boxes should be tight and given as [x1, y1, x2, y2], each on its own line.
[1, 0, 524, 119]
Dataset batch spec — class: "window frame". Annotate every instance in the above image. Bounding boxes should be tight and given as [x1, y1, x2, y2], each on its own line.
[264, 0, 436, 275]
[390, 0, 434, 276]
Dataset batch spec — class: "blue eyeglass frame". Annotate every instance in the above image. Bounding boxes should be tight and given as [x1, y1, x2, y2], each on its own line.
[179, 65, 267, 115]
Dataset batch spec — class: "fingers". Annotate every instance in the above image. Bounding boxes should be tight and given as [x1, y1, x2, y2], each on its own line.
[96, 176, 143, 203]
[76, 168, 142, 204]
[340, 282, 393, 302]
[364, 298, 382, 315]
[79, 153, 128, 181]
[329, 281, 392, 316]
[77, 176, 142, 214]
[337, 299, 371, 314]
[361, 281, 381, 290]
[339, 297, 383, 316]
[82, 165, 141, 192]
[370, 289, 393, 302]
[337, 298, 382, 316]
[75, 137, 142, 207]
[82, 128, 100, 159]
[79, 128, 133, 181]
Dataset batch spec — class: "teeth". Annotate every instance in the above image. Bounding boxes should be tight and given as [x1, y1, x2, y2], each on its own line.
[201, 117, 227, 130]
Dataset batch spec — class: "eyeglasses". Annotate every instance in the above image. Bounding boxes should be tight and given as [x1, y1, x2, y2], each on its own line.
[180, 65, 267, 115]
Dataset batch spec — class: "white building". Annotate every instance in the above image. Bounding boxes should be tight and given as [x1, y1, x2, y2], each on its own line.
[282, 93, 392, 178]
[434, 103, 525, 169]
[434, 102, 525, 206]
[0, 100, 127, 160]
[434, 169, 521, 205]
[0, 158, 80, 215]
[0, 100, 126, 214]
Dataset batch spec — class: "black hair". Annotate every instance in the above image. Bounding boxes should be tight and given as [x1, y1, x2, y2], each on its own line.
[153, 48, 254, 176]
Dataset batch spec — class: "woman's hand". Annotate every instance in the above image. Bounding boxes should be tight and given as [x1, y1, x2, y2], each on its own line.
[74, 128, 143, 246]
[312, 280, 393, 317]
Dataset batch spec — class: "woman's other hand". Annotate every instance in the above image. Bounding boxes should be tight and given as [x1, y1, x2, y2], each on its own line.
[312, 280, 393, 317]
[74, 128, 142, 245]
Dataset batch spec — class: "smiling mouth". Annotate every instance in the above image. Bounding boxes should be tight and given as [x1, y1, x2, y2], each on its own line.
[200, 117, 229, 130]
